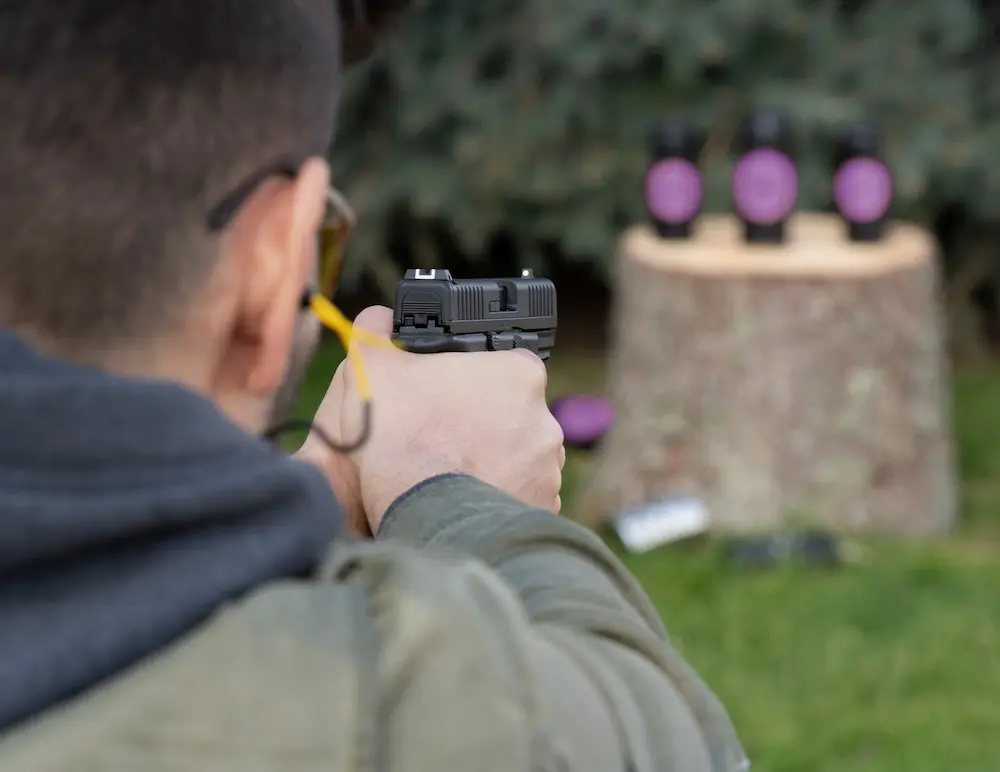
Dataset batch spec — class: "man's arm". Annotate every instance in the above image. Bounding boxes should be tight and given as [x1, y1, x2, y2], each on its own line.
[329, 475, 747, 772]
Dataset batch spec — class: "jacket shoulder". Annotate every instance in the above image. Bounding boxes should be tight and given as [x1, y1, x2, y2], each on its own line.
[0, 580, 372, 772]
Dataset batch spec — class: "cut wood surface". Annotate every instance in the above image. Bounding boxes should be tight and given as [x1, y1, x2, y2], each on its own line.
[578, 213, 958, 537]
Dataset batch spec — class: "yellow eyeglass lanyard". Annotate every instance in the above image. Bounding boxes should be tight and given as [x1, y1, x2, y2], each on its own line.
[263, 291, 398, 453]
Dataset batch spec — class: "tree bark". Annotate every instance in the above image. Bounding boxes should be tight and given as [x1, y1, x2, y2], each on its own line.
[578, 214, 958, 537]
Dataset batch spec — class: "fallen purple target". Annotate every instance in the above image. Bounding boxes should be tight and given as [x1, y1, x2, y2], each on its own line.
[550, 394, 615, 448]
[644, 159, 702, 224]
[834, 158, 892, 223]
[732, 149, 798, 224]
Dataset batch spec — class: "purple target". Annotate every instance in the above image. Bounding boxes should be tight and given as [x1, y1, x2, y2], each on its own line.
[550, 394, 615, 448]
[834, 158, 892, 223]
[732, 149, 798, 224]
[645, 159, 703, 224]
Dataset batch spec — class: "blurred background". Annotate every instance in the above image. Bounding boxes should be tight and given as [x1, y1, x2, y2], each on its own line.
[296, 1, 1000, 769]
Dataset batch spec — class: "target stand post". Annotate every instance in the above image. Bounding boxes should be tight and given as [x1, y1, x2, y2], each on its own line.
[576, 213, 957, 538]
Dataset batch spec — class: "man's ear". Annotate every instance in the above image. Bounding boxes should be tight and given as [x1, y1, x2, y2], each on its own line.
[236, 158, 330, 398]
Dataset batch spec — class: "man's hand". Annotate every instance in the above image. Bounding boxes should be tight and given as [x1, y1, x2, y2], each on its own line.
[296, 358, 371, 537]
[305, 305, 565, 534]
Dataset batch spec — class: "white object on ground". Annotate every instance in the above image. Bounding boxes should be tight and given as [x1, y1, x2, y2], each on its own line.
[613, 496, 709, 553]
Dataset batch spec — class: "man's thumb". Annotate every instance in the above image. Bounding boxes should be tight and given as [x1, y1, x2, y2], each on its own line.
[351, 305, 394, 341]
[345, 305, 400, 366]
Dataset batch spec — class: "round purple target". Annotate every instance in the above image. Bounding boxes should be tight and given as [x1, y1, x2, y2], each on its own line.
[550, 394, 615, 448]
[644, 159, 703, 224]
[834, 158, 892, 223]
[732, 149, 798, 224]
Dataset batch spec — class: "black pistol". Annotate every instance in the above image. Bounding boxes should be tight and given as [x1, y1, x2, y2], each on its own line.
[391, 269, 557, 360]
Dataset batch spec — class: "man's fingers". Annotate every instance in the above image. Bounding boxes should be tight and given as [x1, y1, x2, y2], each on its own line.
[329, 358, 351, 401]
[309, 359, 351, 444]
[299, 359, 349, 461]
[510, 348, 548, 392]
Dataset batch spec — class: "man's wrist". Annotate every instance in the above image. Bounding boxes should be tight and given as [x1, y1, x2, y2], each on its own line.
[293, 445, 369, 537]
[376, 473, 469, 535]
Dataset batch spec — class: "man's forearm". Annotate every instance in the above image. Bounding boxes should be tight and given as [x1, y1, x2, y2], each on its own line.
[379, 474, 670, 635]
[376, 475, 747, 771]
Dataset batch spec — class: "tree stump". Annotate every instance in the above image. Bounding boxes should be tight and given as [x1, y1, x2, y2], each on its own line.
[578, 213, 957, 537]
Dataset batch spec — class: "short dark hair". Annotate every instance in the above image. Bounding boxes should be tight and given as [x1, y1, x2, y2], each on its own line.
[0, 1, 343, 355]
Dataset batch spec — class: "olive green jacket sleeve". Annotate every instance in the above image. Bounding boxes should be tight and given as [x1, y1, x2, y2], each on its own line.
[362, 474, 748, 772]
[0, 475, 746, 772]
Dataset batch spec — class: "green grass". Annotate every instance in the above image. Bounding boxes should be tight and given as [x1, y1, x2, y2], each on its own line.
[295, 337, 1000, 771]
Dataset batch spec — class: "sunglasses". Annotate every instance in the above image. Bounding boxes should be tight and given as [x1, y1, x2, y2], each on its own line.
[206, 158, 396, 452]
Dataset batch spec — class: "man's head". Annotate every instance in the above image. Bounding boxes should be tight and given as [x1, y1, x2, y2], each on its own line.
[0, 0, 402, 433]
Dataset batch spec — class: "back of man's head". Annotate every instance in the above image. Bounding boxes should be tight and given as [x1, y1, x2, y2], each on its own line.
[0, 1, 347, 358]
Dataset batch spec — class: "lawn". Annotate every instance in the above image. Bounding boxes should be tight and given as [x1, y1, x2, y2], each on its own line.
[295, 335, 1000, 772]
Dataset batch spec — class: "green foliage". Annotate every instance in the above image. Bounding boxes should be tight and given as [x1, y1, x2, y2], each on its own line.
[331, 0, 991, 286]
